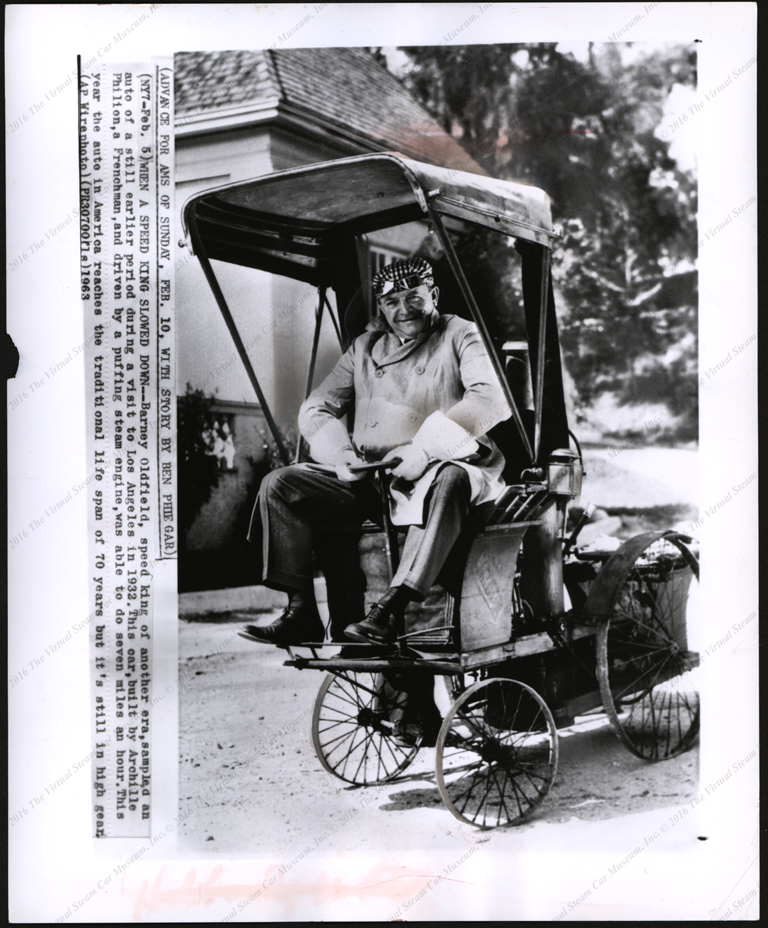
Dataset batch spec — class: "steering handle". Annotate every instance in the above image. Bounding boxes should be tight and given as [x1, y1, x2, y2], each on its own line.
[348, 457, 402, 474]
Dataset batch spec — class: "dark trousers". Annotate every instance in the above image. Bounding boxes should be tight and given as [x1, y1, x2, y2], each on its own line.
[247, 463, 471, 719]
[248, 463, 471, 601]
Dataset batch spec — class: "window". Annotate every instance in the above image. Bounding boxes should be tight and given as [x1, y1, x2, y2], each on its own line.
[370, 247, 403, 276]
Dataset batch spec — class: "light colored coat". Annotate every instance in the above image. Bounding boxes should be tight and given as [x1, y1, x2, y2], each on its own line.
[298, 313, 511, 523]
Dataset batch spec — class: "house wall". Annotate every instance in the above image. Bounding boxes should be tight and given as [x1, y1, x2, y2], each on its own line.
[175, 121, 351, 424]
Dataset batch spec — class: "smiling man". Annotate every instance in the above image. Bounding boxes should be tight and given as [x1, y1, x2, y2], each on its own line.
[245, 257, 511, 647]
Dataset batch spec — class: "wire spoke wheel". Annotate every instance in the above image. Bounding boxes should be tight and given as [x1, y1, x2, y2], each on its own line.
[311, 672, 422, 785]
[595, 533, 700, 760]
[435, 678, 558, 829]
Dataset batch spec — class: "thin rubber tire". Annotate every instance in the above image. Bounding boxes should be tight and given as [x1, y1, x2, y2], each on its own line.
[435, 677, 558, 829]
[595, 534, 700, 760]
[311, 671, 422, 785]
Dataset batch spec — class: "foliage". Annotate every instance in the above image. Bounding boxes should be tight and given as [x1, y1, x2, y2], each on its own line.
[256, 423, 300, 472]
[382, 43, 698, 439]
[176, 391, 302, 591]
[176, 384, 222, 535]
[415, 224, 527, 351]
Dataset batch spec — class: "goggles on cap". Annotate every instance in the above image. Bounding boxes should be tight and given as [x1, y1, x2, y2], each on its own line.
[377, 274, 429, 296]
[372, 257, 435, 297]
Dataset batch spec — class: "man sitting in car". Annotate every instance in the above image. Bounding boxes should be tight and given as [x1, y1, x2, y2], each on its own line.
[245, 256, 511, 648]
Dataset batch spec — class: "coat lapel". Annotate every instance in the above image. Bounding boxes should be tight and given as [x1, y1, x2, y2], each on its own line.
[370, 329, 432, 367]
[366, 312, 442, 368]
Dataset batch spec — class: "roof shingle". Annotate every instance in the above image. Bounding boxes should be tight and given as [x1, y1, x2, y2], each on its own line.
[174, 48, 483, 173]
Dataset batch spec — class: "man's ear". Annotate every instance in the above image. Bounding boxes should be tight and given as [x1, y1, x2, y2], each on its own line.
[431, 286, 440, 305]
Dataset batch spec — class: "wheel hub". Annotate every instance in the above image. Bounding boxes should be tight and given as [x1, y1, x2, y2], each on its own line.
[357, 707, 385, 731]
[476, 737, 514, 765]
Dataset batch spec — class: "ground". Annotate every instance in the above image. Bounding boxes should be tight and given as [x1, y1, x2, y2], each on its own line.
[177, 616, 698, 856]
[177, 446, 701, 858]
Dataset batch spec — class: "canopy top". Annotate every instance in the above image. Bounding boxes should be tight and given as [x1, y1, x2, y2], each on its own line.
[183, 153, 555, 283]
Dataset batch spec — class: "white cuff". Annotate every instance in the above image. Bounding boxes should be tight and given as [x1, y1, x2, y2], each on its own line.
[411, 411, 479, 461]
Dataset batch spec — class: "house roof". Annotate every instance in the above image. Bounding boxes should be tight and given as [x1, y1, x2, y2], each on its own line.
[174, 48, 485, 174]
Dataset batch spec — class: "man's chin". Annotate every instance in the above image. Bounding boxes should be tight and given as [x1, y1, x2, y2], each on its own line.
[393, 321, 426, 339]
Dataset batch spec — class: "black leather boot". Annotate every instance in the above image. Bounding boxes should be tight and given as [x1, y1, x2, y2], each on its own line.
[344, 586, 412, 644]
[243, 595, 324, 646]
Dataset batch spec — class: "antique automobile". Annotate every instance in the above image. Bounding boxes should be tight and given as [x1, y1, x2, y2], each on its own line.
[182, 153, 700, 828]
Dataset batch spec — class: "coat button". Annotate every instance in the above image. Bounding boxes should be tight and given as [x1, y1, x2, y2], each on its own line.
[409, 413, 418, 422]
[415, 366, 425, 375]
[375, 369, 385, 378]
[369, 422, 378, 429]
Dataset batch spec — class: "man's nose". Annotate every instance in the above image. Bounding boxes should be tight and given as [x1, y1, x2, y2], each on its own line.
[394, 298, 420, 313]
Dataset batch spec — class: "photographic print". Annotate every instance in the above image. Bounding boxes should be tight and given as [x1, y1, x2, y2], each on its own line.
[8, 5, 757, 922]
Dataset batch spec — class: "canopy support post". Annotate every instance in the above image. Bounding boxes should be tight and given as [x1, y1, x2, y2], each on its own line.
[322, 291, 343, 346]
[425, 204, 534, 464]
[533, 248, 551, 462]
[188, 213, 290, 466]
[304, 286, 327, 401]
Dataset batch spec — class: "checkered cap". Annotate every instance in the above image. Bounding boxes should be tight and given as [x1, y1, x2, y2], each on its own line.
[372, 257, 435, 297]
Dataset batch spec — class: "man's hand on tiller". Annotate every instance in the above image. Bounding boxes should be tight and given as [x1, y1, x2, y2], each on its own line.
[385, 444, 430, 482]
[335, 449, 367, 482]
